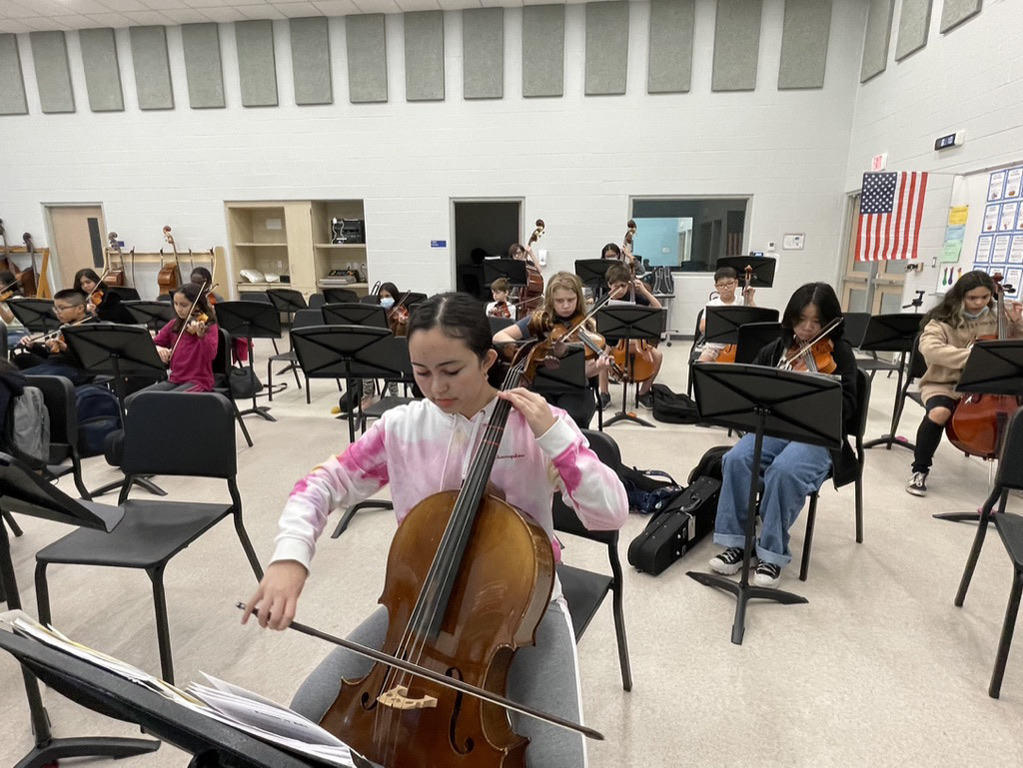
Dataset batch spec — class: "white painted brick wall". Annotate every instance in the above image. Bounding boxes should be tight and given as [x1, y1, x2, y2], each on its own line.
[0, 0, 865, 313]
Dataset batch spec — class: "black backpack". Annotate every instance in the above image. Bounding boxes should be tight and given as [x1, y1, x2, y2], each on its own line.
[650, 383, 700, 424]
[75, 385, 123, 458]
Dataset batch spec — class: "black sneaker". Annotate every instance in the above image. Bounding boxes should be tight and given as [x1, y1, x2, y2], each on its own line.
[708, 547, 745, 575]
[753, 561, 781, 588]
[599, 392, 612, 411]
[906, 471, 928, 497]
[637, 391, 654, 409]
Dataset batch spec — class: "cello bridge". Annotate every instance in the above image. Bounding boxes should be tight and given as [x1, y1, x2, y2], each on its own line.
[377, 685, 438, 710]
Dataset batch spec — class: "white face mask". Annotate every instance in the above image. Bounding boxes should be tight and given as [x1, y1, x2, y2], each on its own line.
[379, 296, 395, 309]
[963, 306, 989, 320]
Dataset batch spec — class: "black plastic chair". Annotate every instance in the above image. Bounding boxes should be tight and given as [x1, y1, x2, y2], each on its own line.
[552, 429, 632, 691]
[267, 308, 324, 401]
[34, 391, 264, 684]
[308, 293, 326, 309]
[955, 406, 1023, 698]
[489, 316, 515, 336]
[323, 288, 359, 304]
[25, 375, 91, 500]
[799, 368, 872, 581]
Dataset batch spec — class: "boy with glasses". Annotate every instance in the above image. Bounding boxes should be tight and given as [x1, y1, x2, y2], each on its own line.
[697, 266, 756, 362]
[12, 289, 94, 385]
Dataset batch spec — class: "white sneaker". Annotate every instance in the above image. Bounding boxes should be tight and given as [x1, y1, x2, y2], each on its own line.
[708, 547, 745, 575]
[906, 472, 928, 497]
[753, 561, 781, 588]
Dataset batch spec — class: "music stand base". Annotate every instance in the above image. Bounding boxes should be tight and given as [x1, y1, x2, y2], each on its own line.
[330, 499, 392, 539]
[90, 475, 167, 499]
[603, 410, 655, 428]
[686, 571, 808, 645]
[933, 511, 984, 524]
[239, 405, 275, 422]
[863, 434, 915, 451]
[15, 736, 160, 768]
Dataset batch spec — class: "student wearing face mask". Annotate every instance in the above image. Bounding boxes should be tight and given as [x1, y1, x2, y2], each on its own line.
[906, 270, 1023, 497]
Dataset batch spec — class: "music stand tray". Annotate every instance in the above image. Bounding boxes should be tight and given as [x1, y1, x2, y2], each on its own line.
[0, 452, 161, 768]
[574, 259, 616, 294]
[531, 345, 588, 396]
[215, 301, 284, 422]
[596, 305, 665, 428]
[703, 306, 780, 346]
[735, 322, 782, 364]
[715, 256, 777, 288]
[482, 259, 527, 289]
[62, 324, 166, 406]
[123, 300, 176, 332]
[687, 364, 843, 644]
[322, 303, 389, 329]
[934, 341, 1023, 524]
[8, 299, 58, 334]
[860, 313, 922, 452]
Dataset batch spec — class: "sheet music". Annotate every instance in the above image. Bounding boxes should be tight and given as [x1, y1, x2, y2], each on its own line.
[0, 611, 365, 768]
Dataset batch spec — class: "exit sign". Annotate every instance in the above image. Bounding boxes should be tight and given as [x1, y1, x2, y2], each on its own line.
[871, 153, 887, 172]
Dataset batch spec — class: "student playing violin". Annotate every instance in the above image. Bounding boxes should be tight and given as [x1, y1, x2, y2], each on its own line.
[13, 288, 93, 385]
[707, 282, 857, 587]
[487, 277, 513, 318]
[377, 282, 408, 337]
[244, 292, 627, 768]
[190, 267, 224, 304]
[0, 269, 29, 346]
[493, 272, 614, 429]
[74, 268, 132, 324]
[906, 270, 1023, 497]
[152, 282, 219, 392]
[697, 265, 757, 362]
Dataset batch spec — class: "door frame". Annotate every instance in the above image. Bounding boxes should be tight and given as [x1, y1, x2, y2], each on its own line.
[43, 202, 106, 291]
[839, 193, 906, 312]
[449, 196, 524, 291]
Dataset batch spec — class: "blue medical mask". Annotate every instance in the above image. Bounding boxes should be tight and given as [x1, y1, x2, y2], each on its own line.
[379, 296, 395, 309]
[963, 306, 989, 320]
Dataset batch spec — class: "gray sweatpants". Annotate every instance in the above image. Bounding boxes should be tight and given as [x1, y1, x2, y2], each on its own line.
[291, 599, 587, 768]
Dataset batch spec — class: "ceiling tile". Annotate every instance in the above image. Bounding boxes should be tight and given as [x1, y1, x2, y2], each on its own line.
[22, 13, 71, 26]
[182, 0, 231, 8]
[393, 0, 439, 10]
[0, 1, 38, 19]
[236, 3, 284, 17]
[310, 0, 357, 15]
[159, 6, 209, 22]
[352, 0, 400, 12]
[84, 10, 132, 24]
[437, 0, 482, 9]
[57, 12, 103, 23]
[123, 8, 172, 22]
[96, 0, 149, 11]
[198, 5, 244, 21]
[26, 0, 76, 16]
[270, 1, 318, 16]
[138, 0, 187, 10]
[54, 0, 116, 14]
[0, 17, 35, 29]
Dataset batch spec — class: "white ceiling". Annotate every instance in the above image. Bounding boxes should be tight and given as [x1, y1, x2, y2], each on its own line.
[0, 0, 610, 35]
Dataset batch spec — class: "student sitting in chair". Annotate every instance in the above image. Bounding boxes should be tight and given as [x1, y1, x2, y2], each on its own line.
[152, 283, 219, 392]
[697, 266, 756, 363]
[13, 289, 93, 386]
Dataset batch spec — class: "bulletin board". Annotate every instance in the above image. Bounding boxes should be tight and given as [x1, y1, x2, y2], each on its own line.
[971, 164, 1023, 299]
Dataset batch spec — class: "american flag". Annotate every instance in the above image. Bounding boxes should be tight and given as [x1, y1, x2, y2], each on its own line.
[856, 171, 929, 261]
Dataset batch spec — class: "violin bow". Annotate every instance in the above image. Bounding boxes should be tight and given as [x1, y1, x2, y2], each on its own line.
[235, 603, 603, 741]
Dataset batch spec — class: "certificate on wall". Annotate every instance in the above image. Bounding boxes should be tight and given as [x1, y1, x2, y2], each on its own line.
[1016, 204, 1023, 230]
[984, 205, 1000, 232]
[1004, 268, 1022, 299]
[976, 235, 994, 263]
[992, 235, 1011, 264]
[1006, 167, 1023, 199]
[1000, 202, 1019, 231]
[1009, 235, 1023, 265]
[989, 170, 1007, 201]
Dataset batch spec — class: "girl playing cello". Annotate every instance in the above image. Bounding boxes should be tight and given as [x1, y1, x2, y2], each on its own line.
[244, 292, 627, 767]
[906, 270, 1023, 497]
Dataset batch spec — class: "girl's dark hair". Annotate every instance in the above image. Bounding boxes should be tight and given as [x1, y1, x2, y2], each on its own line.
[601, 243, 621, 259]
[0, 270, 22, 295]
[921, 269, 996, 330]
[74, 268, 102, 292]
[378, 282, 400, 299]
[172, 281, 216, 333]
[191, 267, 213, 284]
[407, 293, 492, 362]
[780, 283, 844, 346]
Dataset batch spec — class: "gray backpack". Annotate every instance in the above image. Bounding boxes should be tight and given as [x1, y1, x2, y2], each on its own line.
[10, 386, 50, 466]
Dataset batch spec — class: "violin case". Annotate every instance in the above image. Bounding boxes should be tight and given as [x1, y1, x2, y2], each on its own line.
[627, 475, 720, 576]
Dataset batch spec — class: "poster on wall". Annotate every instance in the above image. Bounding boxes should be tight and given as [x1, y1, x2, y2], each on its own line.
[1009, 235, 1023, 264]
[988, 170, 1006, 201]
[983, 205, 1000, 232]
[1004, 268, 1022, 300]
[1000, 202, 1019, 231]
[970, 166, 1023, 298]
[1007, 168, 1023, 198]
[976, 235, 994, 263]
[992, 235, 1011, 264]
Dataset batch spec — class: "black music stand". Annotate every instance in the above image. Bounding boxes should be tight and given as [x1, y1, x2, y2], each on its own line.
[686, 364, 842, 644]
[322, 302, 388, 329]
[62, 324, 167, 498]
[860, 313, 922, 451]
[323, 287, 359, 304]
[123, 300, 175, 331]
[105, 286, 141, 302]
[8, 299, 58, 334]
[483, 258, 527, 289]
[735, 322, 782, 364]
[215, 301, 283, 422]
[531, 345, 588, 394]
[574, 259, 616, 296]
[291, 325, 400, 444]
[933, 341, 1023, 524]
[0, 452, 161, 768]
[715, 256, 777, 288]
[0, 633, 370, 768]
[596, 305, 665, 428]
[703, 306, 780, 347]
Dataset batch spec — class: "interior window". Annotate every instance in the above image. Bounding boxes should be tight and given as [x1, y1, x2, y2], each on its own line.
[630, 198, 749, 272]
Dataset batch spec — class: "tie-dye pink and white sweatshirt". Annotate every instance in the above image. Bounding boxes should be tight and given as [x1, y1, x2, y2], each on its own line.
[271, 398, 628, 571]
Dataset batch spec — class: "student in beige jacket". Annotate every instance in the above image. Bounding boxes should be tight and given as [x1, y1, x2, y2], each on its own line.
[907, 271, 1023, 496]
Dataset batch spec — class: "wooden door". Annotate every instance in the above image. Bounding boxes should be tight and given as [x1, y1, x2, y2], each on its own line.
[840, 194, 906, 313]
[48, 206, 104, 290]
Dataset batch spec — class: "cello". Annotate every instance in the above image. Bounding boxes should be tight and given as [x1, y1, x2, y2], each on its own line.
[945, 274, 1022, 460]
[105, 232, 126, 286]
[610, 220, 658, 385]
[316, 340, 595, 767]
[19, 233, 38, 298]
[716, 265, 753, 364]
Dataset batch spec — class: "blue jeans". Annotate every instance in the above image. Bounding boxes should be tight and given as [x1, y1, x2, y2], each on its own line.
[713, 434, 832, 567]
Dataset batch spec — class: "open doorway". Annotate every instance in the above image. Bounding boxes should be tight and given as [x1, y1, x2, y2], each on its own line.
[46, 205, 105, 291]
[452, 200, 521, 299]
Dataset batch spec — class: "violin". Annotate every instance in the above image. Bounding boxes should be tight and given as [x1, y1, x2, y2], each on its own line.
[717, 265, 752, 365]
[386, 291, 411, 336]
[777, 317, 842, 375]
[488, 300, 512, 320]
[0, 275, 21, 302]
[945, 273, 1022, 459]
[544, 308, 627, 380]
[317, 340, 596, 766]
[168, 282, 209, 362]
